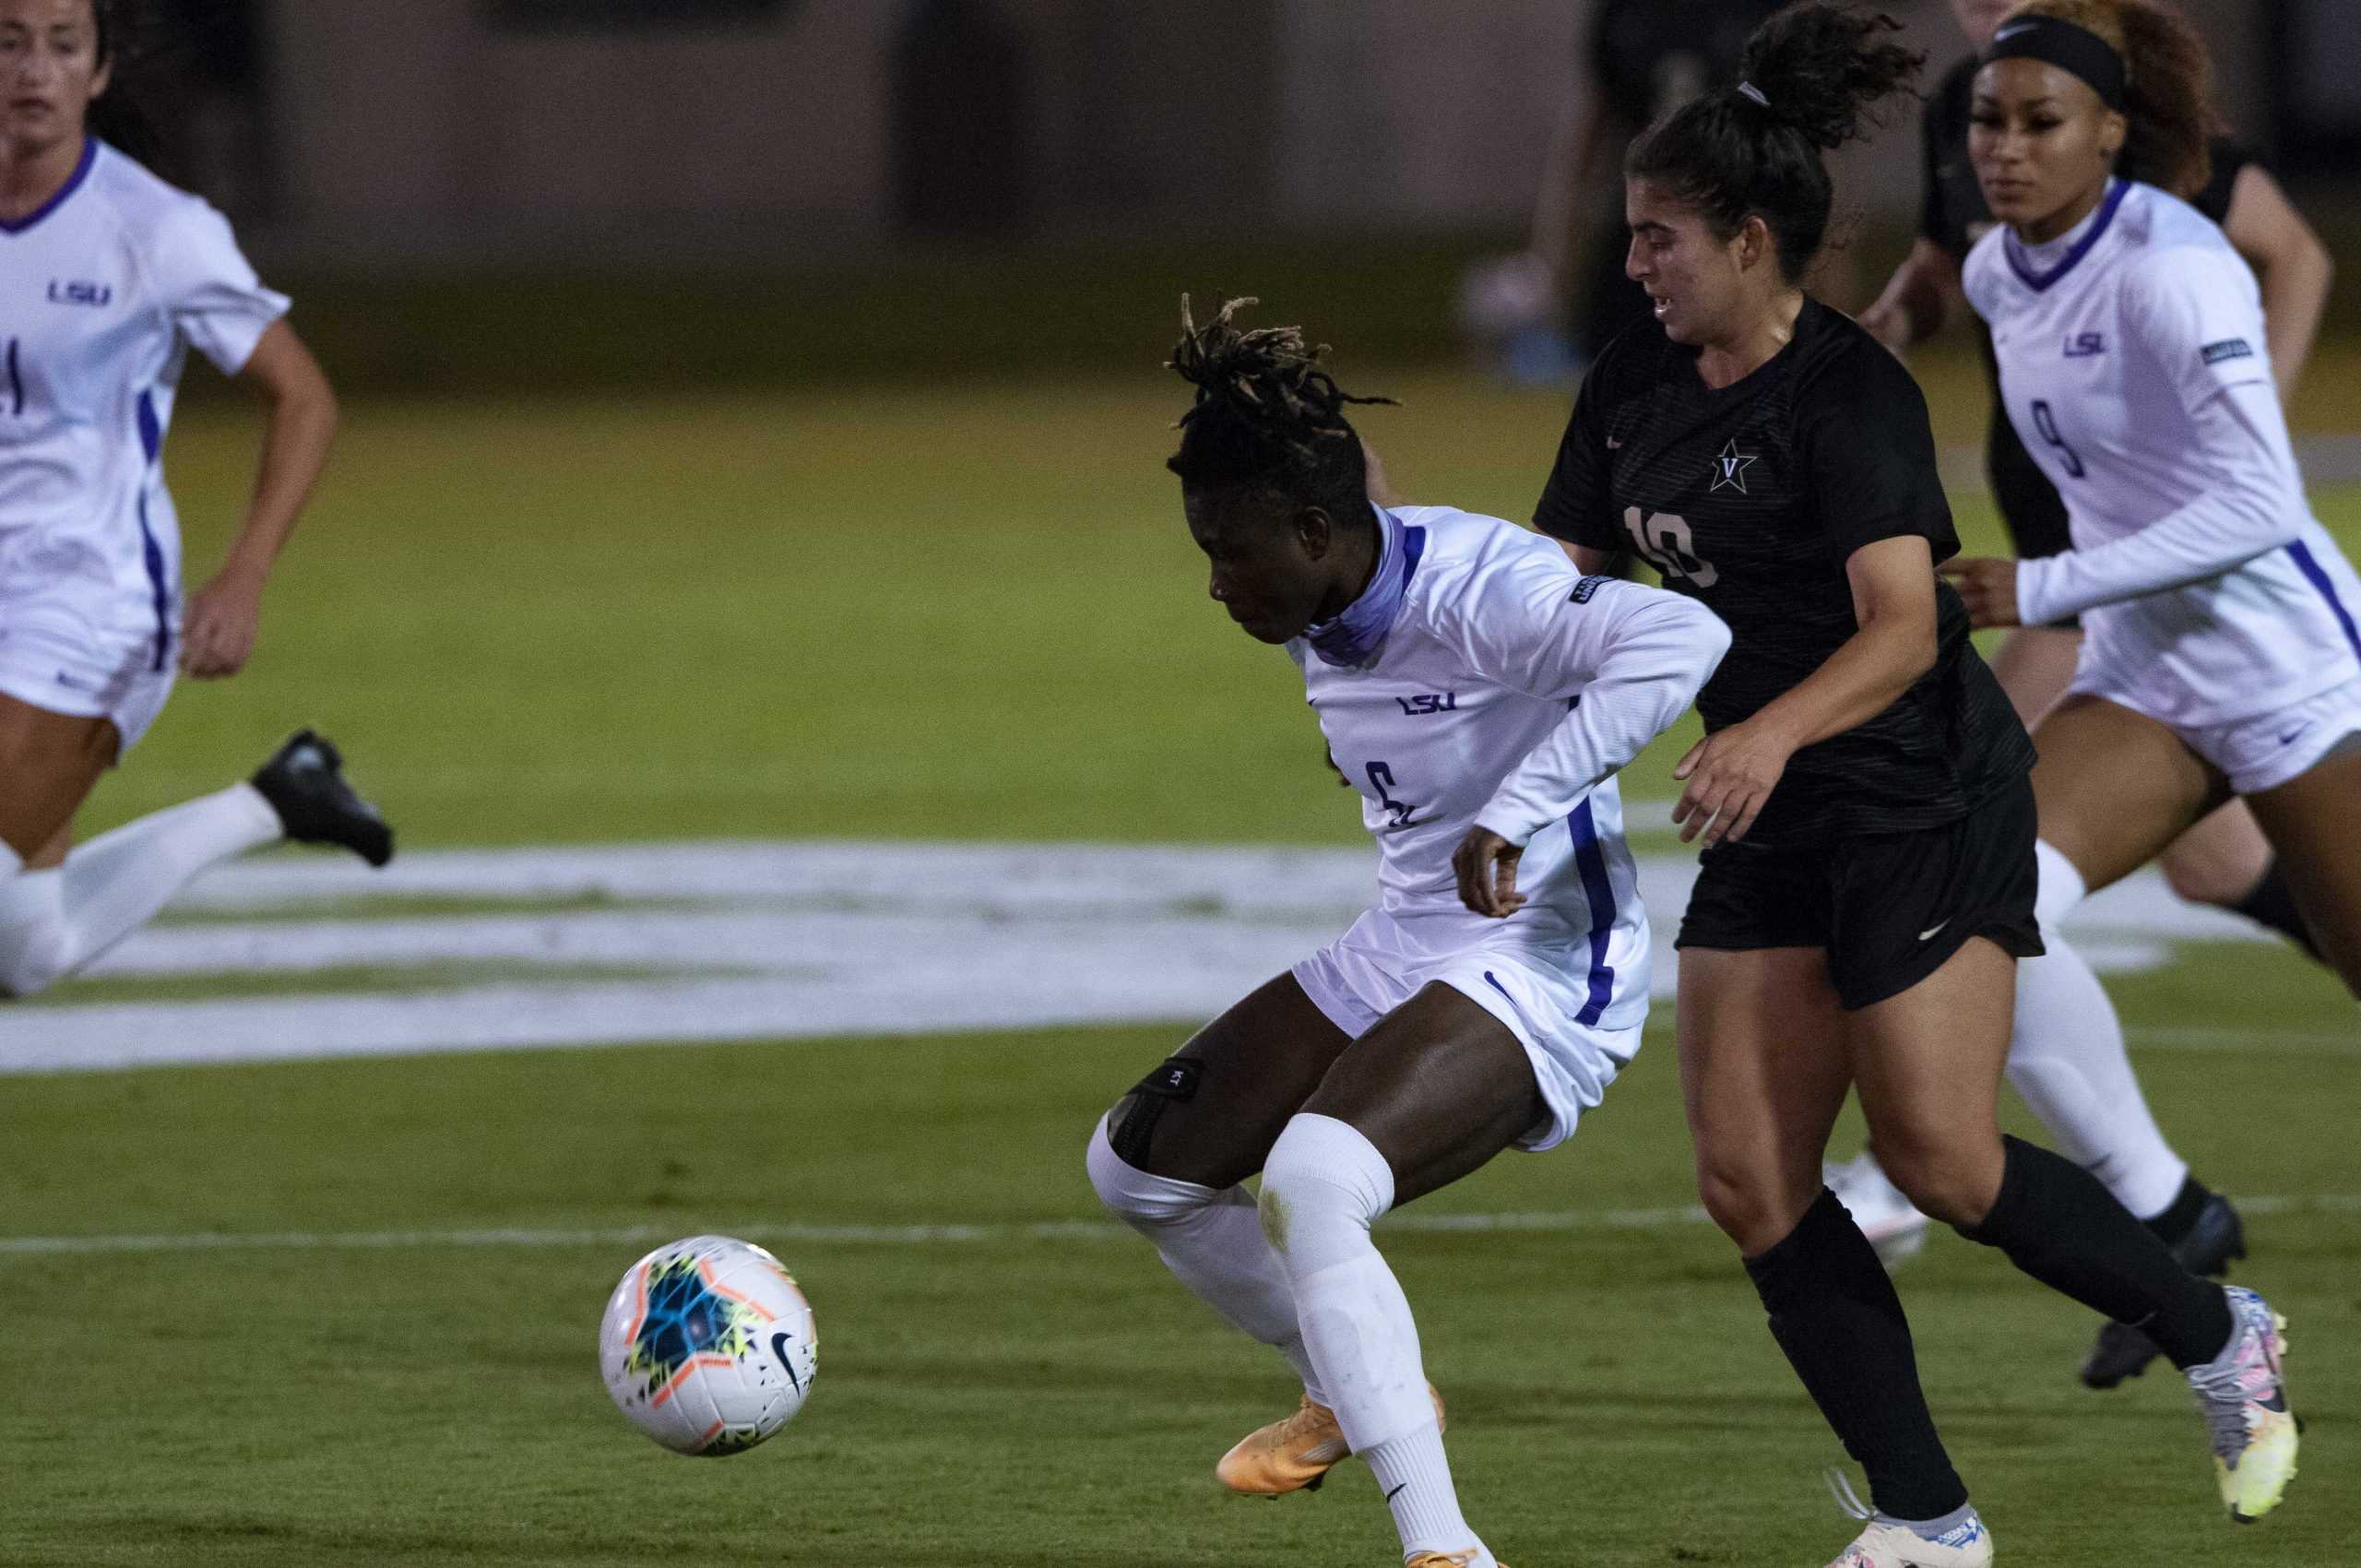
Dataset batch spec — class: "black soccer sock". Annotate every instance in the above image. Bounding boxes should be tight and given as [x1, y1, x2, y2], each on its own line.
[2146, 1174, 2214, 1250]
[2234, 861, 2324, 963]
[1959, 1136, 2236, 1369]
[1744, 1189, 1968, 1521]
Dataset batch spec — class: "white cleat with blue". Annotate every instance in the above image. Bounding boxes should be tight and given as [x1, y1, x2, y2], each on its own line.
[2188, 1285, 2298, 1522]
[1824, 1471, 1992, 1567]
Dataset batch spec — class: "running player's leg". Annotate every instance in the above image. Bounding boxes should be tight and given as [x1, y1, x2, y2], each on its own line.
[2161, 802, 2323, 960]
[0, 696, 117, 995]
[1086, 974, 1353, 1406]
[1254, 980, 1545, 1568]
[2245, 731, 2361, 994]
[0, 700, 342, 999]
[1682, 945, 1975, 1541]
[1854, 933, 2294, 1519]
[2003, 705, 2249, 1384]
[2013, 696, 2224, 1218]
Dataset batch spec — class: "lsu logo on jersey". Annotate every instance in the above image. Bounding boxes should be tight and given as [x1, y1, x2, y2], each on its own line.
[2062, 332, 2106, 358]
[1394, 693, 1457, 716]
[45, 279, 113, 308]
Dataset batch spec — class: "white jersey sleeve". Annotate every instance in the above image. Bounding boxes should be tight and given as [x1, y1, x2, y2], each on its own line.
[2014, 250, 2307, 626]
[148, 199, 289, 375]
[1429, 567, 1729, 846]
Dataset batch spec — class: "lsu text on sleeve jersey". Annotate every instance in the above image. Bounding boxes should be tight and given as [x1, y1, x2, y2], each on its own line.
[1290, 504, 1729, 1034]
[1534, 300, 2035, 847]
[1964, 180, 2361, 727]
[0, 137, 290, 672]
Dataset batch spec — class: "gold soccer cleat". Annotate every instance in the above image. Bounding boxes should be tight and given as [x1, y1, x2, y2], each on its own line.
[1216, 1384, 1445, 1496]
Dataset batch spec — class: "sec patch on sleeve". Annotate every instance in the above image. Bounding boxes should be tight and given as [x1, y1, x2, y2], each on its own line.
[2201, 338, 2255, 366]
[1570, 575, 1614, 604]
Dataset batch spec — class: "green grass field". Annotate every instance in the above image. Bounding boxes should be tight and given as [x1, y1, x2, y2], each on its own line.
[2, 356, 2356, 1564]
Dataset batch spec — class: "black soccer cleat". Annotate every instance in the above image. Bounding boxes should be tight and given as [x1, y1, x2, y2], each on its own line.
[2082, 1193, 2247, 1390]
[250, 730, 395, 868]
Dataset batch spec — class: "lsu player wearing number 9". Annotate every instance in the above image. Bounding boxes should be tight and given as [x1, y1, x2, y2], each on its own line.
[599, 1235, 818, 1455]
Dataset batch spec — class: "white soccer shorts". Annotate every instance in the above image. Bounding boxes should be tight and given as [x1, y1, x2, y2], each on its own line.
[1293, 907, 1642, 1155]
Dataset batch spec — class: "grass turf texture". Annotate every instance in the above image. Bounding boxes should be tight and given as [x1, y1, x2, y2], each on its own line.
[1, 942, 2354, 1566]
[19, 365, 2358, 1562]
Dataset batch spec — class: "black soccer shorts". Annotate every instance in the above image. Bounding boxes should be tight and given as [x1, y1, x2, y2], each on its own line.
[1676, 774, 2046, 1012]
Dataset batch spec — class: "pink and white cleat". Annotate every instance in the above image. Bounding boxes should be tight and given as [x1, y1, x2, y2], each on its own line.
[2187, 1286, 2298, 1522]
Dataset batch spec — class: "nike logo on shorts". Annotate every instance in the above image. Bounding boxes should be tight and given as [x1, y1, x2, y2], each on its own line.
[1918, 921, 1951, 943]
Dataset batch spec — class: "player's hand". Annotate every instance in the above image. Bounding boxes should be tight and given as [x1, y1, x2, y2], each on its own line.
[1857, 297, 1912, 361]
[1940, 556, 2021, 629]
[1453, 826, 1528, 919]
[180, 563, 267, 679]
[1672, 721, 1795, 848]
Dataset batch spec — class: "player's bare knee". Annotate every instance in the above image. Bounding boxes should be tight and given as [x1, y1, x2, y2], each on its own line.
[2158, 849, 2247, 909]
[1872, 1136, 1998, 1229]
[1694, 1159, 1803, 1253]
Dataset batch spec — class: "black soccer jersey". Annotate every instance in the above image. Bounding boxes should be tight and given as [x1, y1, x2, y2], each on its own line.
[1534, 300, 2034, 846]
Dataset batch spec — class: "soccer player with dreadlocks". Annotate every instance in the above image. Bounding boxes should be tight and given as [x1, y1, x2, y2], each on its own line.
[1085, 298, 1727, 1568]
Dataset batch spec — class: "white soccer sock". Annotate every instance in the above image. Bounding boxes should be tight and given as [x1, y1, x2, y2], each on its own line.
[1085, 1117, 1325, 1401]
[1261, 1112, 1489, 1566]
[0, 784, 281, 998]
[2005, 839, 2189, 1219]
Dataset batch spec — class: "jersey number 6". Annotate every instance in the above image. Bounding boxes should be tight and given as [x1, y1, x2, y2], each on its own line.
[1620, 507, 1719, 588]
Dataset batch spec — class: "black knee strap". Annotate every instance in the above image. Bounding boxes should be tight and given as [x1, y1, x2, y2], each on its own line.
[1109, 1056, 1203, 1168]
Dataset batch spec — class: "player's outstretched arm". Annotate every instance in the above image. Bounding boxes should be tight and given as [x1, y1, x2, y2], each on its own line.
[181, 322, 340, 679]
[1455, 576, 1730, 915]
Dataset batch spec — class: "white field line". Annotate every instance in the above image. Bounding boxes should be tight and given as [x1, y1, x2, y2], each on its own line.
[5, 1194, 2356, 1260]
[3, 837, 2310, 1075]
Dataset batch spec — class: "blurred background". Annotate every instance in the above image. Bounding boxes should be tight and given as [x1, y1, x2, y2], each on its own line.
[122, 2, 2361, 387]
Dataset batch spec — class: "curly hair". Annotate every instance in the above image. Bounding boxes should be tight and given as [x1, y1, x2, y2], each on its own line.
[2009, 0, 2214, 199]
[1626, 4, 1924, 283]
[1165, 296, 1394, 519]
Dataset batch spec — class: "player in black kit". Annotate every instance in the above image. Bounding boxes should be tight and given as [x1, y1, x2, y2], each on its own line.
[1533, 6, 2294, 1562]
[1859, 0, 2331, 952]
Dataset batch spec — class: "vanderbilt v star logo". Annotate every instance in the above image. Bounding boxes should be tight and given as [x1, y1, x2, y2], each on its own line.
[1709, 439, 1759, 494]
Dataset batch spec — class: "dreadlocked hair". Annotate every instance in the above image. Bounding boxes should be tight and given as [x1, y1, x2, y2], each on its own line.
[1628, 4, 1923, 284]
[1167, 296, 1395, 522]
[2011, 0, 2214, 200]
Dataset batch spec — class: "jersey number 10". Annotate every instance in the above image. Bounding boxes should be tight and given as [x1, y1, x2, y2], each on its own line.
[1620, 507, 1719, 588]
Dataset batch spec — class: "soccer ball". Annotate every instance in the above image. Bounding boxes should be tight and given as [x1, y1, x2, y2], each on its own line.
[599, 1234, 818, 1455]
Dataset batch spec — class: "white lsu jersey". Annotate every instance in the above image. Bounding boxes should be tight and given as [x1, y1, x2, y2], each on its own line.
[0, 137, 288, 687]
[1289, 505, 1728, 1035]
[1964, 179, 2361, 727]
